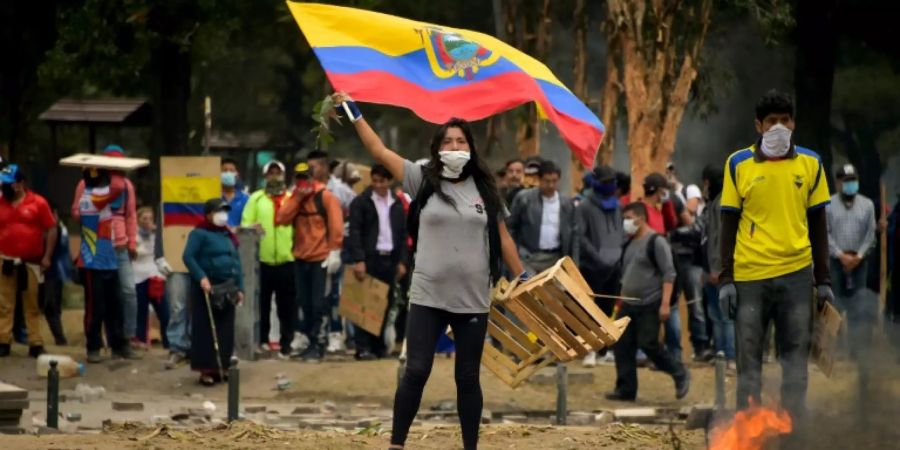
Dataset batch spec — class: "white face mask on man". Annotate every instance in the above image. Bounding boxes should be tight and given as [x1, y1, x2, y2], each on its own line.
[439, 150, 471, 178]
[623, 218, 639, 236]
[760, 123, 792, 158]
[212, 211, 229, 227]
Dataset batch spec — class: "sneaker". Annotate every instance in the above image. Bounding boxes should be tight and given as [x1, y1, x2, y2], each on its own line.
[129, 337, 148, 351]
[299, 345, 324, 363]
[165, 352, 187, 370]
[28, 345, 46, 358]
[87, 350, 103, 364]
[114, 347, 143, 360]
[692, 348, 715, 363]
[582, 351, 597, 368]
[326, 332, 345, 353]
[257, 343, 271, 354]
[604, 390, 636, 402]
[290, 332, 310, 353]
[726, 361, 737, 372]
[599, 352, 616, 365]
[355, 350, 378, 361]
[275, 351, 290, 361]
[675, 370, 691, 400]
[0, 344, 11, 357]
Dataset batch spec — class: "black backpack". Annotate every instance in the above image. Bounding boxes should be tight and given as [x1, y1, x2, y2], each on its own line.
[297, 190, 329, 236]
[619, 233, 663, 275]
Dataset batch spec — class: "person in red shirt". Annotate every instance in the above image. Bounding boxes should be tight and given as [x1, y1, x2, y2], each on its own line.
[0, 164, 58, 357]
[639, 173, 679, 234]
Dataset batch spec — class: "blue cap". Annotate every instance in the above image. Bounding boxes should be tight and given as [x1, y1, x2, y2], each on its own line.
[0, 164, 20, 184]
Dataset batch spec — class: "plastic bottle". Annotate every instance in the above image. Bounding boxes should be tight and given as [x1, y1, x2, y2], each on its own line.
[36, 354, 85, 378]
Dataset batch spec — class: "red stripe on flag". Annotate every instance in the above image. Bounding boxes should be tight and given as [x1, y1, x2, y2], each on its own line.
[327, 70, 602, 167]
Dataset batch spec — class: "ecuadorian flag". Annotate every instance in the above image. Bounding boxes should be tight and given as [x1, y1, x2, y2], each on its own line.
[287, 2, 604, 166]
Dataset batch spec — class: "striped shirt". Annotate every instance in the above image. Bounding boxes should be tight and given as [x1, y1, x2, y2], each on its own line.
[826, 193, 876, 258]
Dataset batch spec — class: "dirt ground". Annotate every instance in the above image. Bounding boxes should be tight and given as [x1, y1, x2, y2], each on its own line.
[0, 422, 704, 449]
[1, 310, 900, 449]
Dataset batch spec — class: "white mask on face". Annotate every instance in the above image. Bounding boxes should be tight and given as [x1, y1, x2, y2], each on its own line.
[212, 211, 229, 227]
[439, 150, 471, 178]
[760, 123, 792, 158]
[623, 218, 639, 236]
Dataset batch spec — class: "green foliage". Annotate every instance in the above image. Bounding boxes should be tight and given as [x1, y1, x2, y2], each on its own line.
[728, 0, 795, 45]
[310, 95, 340, 150]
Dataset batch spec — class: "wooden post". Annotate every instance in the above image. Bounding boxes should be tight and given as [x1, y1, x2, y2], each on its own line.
[880, 183, 888, 318]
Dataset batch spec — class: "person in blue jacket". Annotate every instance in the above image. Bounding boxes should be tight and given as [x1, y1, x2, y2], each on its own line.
[183, 198, 244, 386]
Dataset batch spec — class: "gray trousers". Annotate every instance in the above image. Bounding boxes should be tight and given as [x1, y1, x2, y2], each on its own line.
[735, 266, 813, 419]
[521, 250, 561, 275]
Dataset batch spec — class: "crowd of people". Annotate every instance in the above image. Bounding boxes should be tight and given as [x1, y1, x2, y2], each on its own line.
[0, 89, 898, 448]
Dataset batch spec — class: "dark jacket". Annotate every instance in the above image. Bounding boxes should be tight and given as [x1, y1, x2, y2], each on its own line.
[576, 190, 625, 282]
[507, 188, 578, 261]
[347, 187, 408, 269]
[182, 227, 243, 290]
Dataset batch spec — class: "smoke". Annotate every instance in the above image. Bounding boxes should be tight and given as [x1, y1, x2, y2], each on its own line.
[796, 288, 900, 449]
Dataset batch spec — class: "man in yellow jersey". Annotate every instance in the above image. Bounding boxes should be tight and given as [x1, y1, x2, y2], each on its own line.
[718, 90, 834, 422]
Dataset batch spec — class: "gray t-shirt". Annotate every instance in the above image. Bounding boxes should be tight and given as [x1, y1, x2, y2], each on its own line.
[620, 232, 677, 306]
[403, 159, 492, 313]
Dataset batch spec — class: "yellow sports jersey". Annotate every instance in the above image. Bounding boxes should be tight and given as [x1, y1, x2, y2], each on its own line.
[721, 144, 831, 282]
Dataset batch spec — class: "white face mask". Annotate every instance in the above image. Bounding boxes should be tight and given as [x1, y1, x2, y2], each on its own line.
[212, 211, 229, 227]
[439, 150, 471, 178]
[760, 123, 792, 158]
[623, 218, 639, 236]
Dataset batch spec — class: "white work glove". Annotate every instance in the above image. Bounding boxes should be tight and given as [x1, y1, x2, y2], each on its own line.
[155, 257, 173, 277]
[322, 250, 342, 275]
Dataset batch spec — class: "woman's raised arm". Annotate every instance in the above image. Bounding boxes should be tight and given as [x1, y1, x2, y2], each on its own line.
[332, 92, 405, 180]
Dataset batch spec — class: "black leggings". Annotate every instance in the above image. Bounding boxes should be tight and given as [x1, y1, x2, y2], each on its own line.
[391, 304, 488, 449]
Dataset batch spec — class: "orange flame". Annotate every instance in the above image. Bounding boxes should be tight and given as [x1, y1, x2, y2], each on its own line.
[710, 401, 792, 450]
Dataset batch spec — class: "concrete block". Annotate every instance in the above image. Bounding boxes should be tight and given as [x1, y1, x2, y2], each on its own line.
[567, 412, 595, 426]
[613, 408, 658, 424]
[291, 404, 321, 414]
[111, 402, 144, 412]
[481, 409, 492, 424]
[502, 414, 528, 424]
[528, 368, 594, 385]
[594, 411, 614, 426]
[685, 405, 715, 430]
[244, 406, 267, 414]
[65, 412, 82, 422]
[356, 417, 387, 428]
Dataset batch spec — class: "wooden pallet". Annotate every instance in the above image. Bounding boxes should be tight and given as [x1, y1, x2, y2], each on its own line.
[479, 257, 630, 387]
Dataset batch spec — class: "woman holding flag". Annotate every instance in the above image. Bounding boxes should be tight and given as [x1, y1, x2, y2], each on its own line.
[332, 92, 524, 449]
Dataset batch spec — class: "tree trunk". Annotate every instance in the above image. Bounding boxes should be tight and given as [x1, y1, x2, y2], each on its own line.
[147, 38, 191, 207]
[597, 42, 619, 167]
[794, 0, 839, 193]
[515, 0, 552, 159]
[569, 0, 588, 194]
[606, 0, 711, 198]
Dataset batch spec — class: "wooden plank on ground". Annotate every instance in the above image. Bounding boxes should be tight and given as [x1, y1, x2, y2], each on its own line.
[0, 383, 27, 401]
[0, 399, 28, 410]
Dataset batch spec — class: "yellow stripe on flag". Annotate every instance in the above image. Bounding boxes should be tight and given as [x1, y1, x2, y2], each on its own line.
[288, 2, 567, 89]
[162, 176, 221, 203]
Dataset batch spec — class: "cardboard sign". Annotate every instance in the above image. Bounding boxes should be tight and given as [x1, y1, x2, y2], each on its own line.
[339, 275, 390, 336]
[60, 153, 149, 170]
[811, 302, 843, 377]
[160, 156, 221, 273]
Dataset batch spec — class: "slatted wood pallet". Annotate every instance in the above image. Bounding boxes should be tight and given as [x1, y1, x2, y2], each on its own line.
[480, 257, 630, 388]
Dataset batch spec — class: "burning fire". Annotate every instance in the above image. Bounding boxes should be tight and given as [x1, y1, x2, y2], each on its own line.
[711, 401, 792, 450]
